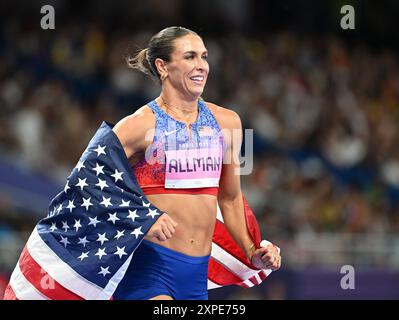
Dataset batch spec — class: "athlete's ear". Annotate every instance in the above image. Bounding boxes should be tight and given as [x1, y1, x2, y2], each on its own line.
[155, 58, 168, 81]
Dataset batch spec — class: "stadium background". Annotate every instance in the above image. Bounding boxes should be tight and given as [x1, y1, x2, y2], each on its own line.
[1, 0, 399, 299]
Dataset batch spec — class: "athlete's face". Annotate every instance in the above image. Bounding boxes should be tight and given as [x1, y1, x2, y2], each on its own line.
[166, 34, 209, 99]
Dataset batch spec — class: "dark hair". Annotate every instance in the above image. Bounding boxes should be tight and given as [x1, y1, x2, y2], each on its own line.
[127, 26, 199, 82]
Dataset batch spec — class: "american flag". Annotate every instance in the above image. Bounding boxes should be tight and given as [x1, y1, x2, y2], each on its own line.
[3, 122, 275, 300]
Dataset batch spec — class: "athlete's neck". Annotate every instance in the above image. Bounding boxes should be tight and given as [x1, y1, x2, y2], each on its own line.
[159, 90, 199, 113]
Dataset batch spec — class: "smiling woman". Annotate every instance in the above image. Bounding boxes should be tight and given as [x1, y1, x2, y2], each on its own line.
[110, 26, 281, 300]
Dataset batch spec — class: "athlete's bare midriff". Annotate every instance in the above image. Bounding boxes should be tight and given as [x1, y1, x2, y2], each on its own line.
[144, 193, 217, 257]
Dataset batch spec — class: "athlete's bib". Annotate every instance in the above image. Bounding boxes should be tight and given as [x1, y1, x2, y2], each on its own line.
[165, 148, 222, 188]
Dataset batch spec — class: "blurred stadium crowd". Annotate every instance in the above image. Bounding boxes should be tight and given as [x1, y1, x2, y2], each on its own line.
[1, 3, 399, 298]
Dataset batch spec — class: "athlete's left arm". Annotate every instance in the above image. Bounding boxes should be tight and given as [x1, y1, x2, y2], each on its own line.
[217, 108, 280, 270]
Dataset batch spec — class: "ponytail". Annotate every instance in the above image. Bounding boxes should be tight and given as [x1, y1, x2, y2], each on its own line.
[126, 48, 156, 77]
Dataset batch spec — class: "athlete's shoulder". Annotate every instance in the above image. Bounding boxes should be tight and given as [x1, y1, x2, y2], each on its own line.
[204, 101, 241, 129]
[115, 104, 155, 130]
[113, 104, 155, 141]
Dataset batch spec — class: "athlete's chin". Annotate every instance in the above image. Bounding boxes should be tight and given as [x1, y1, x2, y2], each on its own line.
[187, 85, 206, 99]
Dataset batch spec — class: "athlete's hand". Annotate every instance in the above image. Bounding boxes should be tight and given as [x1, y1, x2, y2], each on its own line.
[251, 242, 281, 271]
[146, 213, 178, 241]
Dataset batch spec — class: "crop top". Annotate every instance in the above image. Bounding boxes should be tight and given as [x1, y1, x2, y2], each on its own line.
[132, 99, 224, 196]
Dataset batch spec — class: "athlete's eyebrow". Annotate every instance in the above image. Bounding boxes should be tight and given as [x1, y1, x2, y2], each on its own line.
[183, 50, 208, 55]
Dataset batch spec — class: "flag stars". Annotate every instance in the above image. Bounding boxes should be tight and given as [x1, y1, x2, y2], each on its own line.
[49, 222, 57, 232]
[81, 197, 93, 211]
[94, 145, 106, 157]
[95, 248, 107, 260]
[98, 266, 110, 277]
[64, 181, 70, 193]
[127, 210, 139, 222]
[96, 233, 109, 245]
[114, 246, 127, 259]
[111, 169, 123, 183]
[56, 204, 63, 215]
[60, 236, 70, 247]
[92, 163, 105, 176]
[78, 251, 89, 261]
[142, 200, 151, 208]
[107, 212, 120, 225]
[73, 219, 82, 232]
[66, 200, 76, 213]
[96, 178, 108, 191]
[114, 230, 125, 240]
[131, 226, 143, 239]
[120, 199, 130, 207]
[147, 208, 160, 219]
[88, 216, 100, 227]
[61, 221, 70, 232]
[100, 196, 112, 208]
[76, 160, 86, 172]
[76, 178, 89, 191]
[78, 236, 90, 247]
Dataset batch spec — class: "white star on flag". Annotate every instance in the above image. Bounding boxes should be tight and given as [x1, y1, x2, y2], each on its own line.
[78, 236, 90, 247]
[147, 208, 160, 219]
[61, 221, 70, 232]
[114, 246, 127, 259]
[114, 230, 125, 240]
[73, 219, 82, 232]
[98, 266, 110, 277]
[76, 160, 86, 172]
[92, 163, 105, 176]
[78, 251, 89, 261]
[119, 199, 130, 207]
[64, 181, 70, 193]
[96, 178, 108, 191]
[76, 178, 89, 191]
[100, 196, 112, 208]
[88, 216, 100, 227]
[66, 200, 76, 213]
[107, 212, 120, 225]
[111, 169, 123, 182]
[81, 197, 93, 211]
[96, 233, 109, 245]
[60, 236, 70, 248]
[142, 200, 151, 208]
[95, 248, 107, 260]
[131, 226, 144, 239]
[56, 204, 63, 215]
[127, 210, 139, 222]
[49, 223, 57, 232]
[94, 145, 106, 157]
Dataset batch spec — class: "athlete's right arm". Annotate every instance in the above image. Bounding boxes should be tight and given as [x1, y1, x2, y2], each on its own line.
[112, 107, 177, 241]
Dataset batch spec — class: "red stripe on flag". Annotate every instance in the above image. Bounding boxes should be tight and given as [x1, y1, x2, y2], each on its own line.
[3, 284, 18, 300]
[18, 246, 83, 300]
[208, 258, 247, 287]
[213, 220, 259, 270]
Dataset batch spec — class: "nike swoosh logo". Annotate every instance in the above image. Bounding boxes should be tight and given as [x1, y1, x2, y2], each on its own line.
[164, 129, 178, 136]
